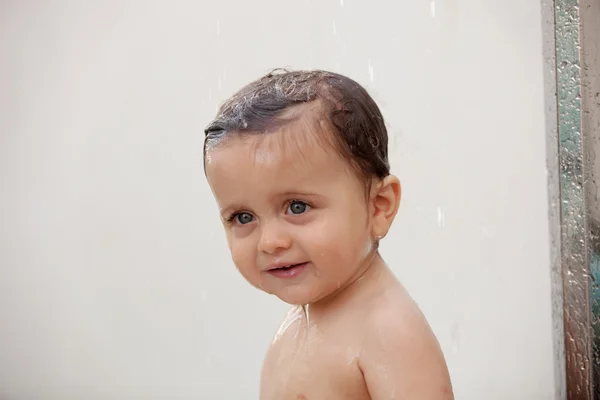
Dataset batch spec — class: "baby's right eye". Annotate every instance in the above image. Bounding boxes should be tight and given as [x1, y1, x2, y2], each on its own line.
[234, 212, 254, 225]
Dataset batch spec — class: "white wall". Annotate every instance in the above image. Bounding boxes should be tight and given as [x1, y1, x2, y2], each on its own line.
[0, 1, 557, 399]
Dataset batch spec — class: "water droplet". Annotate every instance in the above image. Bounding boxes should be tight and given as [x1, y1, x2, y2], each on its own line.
[430, 0, 436, 17]
[437, 206, 445, 227]
[340, 0, 344, 6]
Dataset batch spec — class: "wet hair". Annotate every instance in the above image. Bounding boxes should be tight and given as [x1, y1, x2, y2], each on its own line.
[203, 69, 390, 184]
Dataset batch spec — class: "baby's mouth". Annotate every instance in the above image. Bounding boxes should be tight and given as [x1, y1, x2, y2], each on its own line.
[266, 262, 308, 278]
[274, 264, 299, 270]
[268, 262, 307, 270]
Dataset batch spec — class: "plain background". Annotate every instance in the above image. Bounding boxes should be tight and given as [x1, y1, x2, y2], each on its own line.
[0, 1, 556, 399]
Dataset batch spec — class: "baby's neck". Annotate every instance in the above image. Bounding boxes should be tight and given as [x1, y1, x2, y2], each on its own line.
[304, 252, 393, 321]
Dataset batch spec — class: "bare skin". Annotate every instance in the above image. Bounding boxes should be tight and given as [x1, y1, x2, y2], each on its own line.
[260, 257, 453, 400]
[206, 107, 453, 399]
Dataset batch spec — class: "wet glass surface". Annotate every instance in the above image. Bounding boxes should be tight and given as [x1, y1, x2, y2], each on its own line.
[555, 0, 600, 397]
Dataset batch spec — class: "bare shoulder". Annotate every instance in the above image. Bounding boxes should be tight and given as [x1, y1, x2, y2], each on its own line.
[259, 306, 305, 395]
[262, 305, 304, 359]
[365, 283, 434, 342]
[358, 284, 454, 399]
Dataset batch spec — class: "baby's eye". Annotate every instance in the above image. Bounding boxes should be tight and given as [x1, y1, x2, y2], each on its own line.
[287, 201, 310, 215]
[234, 212, 254, 225]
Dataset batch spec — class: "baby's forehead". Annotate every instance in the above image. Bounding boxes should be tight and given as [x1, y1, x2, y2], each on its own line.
[207, 131, 352, 193]
[230, 114, 339, 164]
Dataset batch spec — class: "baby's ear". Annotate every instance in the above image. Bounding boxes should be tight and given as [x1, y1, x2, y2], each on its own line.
[370, 175, 401, 240]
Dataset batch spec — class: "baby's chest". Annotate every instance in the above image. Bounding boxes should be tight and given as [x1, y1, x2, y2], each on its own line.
[261, 335, 369, 400]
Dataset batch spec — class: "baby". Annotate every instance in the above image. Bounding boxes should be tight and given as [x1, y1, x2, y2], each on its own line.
[204, 70, 453, 399]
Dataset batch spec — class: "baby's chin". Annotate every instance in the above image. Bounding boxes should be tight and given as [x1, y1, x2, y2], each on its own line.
[270, 285, 332, 306]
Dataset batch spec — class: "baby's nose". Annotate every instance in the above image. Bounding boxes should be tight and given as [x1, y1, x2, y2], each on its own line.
[257, 222, 292, 254]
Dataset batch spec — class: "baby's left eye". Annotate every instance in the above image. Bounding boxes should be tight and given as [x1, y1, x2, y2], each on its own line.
[287, 201, 309, 215]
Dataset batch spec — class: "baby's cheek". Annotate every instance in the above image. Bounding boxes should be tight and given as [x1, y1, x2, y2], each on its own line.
[305, 225, 346, 257]
[312, 232, 358, 265]
[229, 243, 263, 287]
[229, 241, 249, 270]
[224, 230, 235, 252]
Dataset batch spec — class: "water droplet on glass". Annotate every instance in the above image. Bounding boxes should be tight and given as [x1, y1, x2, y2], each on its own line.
[430, 0, 436, 17]
[340, 0, 344, 6]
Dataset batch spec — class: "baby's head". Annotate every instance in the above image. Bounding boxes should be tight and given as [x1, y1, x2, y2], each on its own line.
[204, 69, 400, 306]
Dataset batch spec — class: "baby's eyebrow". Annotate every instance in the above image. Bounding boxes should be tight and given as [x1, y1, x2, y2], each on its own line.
[276, 191, 322, 198]
[219, 205, 241, 216]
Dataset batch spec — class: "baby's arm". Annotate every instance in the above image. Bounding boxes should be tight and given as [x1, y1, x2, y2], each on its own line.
[358, 306, 453, 399]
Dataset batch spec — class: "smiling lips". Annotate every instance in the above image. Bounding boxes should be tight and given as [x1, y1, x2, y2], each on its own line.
[266, 262, 308, 279]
